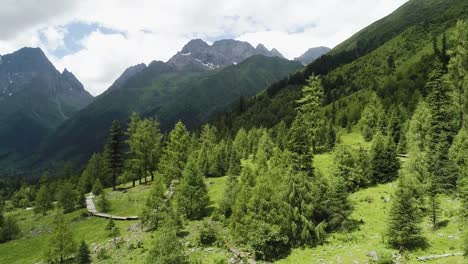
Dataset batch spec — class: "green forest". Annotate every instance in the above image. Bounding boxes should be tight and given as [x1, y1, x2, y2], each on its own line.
[0, 0, 467, 263]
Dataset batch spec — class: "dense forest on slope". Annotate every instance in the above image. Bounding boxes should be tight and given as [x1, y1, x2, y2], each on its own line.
[212, 0, 468, 134]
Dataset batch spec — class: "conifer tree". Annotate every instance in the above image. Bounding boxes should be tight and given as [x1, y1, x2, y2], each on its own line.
[407, 101, 432, 155]
[297, 74, 324, 152]
[447, 20, 468, 128]
[34, 183, 54, 215]
[175, 154, 209, 220]
[285, 171, 318, 246]
[127, 117, 162, 184]
[76, 241, 91, 264]
[332, 144, 362, 191]
[158, 121, 190, 185]
[80, 153, 106, 193]
[427, 61, 457, 189]
[57, 181, 77, 213]
[369, 133, 400, 184]
[141, 178, 177, 231]
[359, 93, 385, 141]
[45, 213, 76, 263]
[104, 120, 124, 190]
[97, 190, 110, 213]
[387, 173, 425, 249]
[287, 114, 314, 176]
[91, 178, 103, 196]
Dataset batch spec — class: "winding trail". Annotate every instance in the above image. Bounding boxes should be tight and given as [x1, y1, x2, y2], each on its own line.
[86, 193, 138, 221]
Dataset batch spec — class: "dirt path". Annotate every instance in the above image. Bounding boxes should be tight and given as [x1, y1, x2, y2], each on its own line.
[86, 193, 138, 220]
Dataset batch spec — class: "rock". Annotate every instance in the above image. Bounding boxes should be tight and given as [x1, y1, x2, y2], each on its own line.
[337, 256, 343, 264]
[367, 251, 379, 261]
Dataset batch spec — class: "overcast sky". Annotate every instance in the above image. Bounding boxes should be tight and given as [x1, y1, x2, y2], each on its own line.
[0, 0, 408, 95]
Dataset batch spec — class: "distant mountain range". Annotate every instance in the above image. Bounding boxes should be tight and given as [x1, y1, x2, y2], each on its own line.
[0, 39, 305, 173]
[166, 39, 285, 71]
[294, 46, 331, 65]
[0, 48, 93, 161]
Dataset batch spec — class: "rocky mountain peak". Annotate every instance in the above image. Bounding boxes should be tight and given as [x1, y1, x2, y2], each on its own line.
[167, 39, 286, 71]
[294, 46, 331, 65]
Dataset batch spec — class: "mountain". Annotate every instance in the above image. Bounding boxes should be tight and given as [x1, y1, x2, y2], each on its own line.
[37, 49, 301, 169]
[108, 63, 147, 90]
[294, 46, 331, 65]
[167, 39, 285, 71]
[0, 47, 93, 162]
[213, 0, 468, 132]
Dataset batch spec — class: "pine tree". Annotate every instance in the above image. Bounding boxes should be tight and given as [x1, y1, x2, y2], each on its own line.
[80, 153, 106, 193]
[285, 171, 318, 246]
[97, 190, 110, 213]
[45, 213, 76, 263]
[0, 216, 20, 243]
[387, 173, 425, 249]
[91, 178, 103, 196]
[104, 120, 124, 190]
[127, 117, 162, 184]
[332, 144, 363, 191]
[287, 114, 314, 176]
[427, 61, 458, 189]
[407, 101, 432, 155]
[369, 133, 400, 184]
[141, 178, 177, 231]
[359, 93, 385, 141]
[297, 74, 324, 152]
[57, 181, 78, 213]
[34, 183, 54, 215]
[447, 20, 468, 128]
[158, 121, 190, 185]
[76, 241, 91, 264]
[175, 154, 209, 220]
[106, 218, 120, 243]
[146, 225, 187, 264]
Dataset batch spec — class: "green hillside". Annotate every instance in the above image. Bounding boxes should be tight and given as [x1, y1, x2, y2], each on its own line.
[213, 0, 468, 133]
[37, 56, 301, 169]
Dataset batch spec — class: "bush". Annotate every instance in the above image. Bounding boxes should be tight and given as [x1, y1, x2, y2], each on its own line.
[198, 220, 217, 246]
[0, 216, 20, 243]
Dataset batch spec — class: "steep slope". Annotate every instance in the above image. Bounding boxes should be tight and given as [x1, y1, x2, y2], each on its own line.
[0, 48, 93, 160]
[213, 0, 468, 133]
[39, 55, 301, 167]
[294, 46, 330, 65]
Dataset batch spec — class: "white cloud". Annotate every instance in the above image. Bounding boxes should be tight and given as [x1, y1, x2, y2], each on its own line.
[53, 30, 189, 95]
[0, 0, 409, 95]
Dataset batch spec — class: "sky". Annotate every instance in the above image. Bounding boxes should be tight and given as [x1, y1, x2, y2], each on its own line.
[0, 0, 408, 95]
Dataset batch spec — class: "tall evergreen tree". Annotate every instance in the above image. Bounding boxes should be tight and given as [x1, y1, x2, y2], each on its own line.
[296, 74, 324, 152]
[45, 213, 76, 263]
[80, 153, 106, 193]
[369, 133, 400, 184]
[447, 20, 468, 128]
[34, 183, 54, 215]
[427, 61, 457, 189]
[104, 120, 124, 190]
[158, 121, 191, 185]
[57, 181, 78, 213]
[175, 154, 209, 220]
[76, 241, 91, 264]
[359, 93, 385, 141]
[287, 114, 314, 176]
[141, 178, 177, 231]
[387, 173, 425, 249]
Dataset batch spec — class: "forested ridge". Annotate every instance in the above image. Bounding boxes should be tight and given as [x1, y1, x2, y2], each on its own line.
[0, 0, 467, 263]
